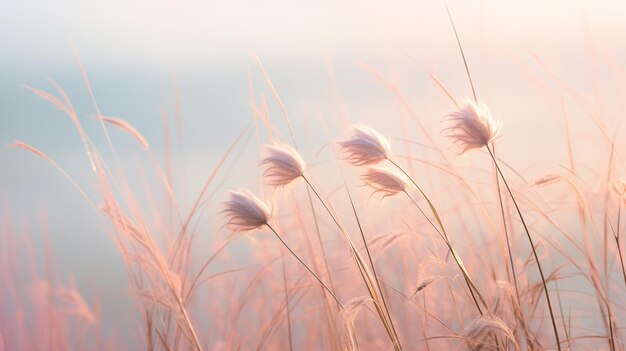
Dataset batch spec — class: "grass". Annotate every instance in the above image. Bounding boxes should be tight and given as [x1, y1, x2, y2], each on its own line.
[3, 16, 626, 351]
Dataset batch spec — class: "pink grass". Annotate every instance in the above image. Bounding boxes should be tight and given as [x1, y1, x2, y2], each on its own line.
[6, 27, 626, 351]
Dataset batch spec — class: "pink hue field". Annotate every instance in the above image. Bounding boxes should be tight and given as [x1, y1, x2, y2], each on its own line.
[3, 3, 626, 350]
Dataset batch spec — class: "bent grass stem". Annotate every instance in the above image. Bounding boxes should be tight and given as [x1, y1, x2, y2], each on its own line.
[387, 157, 486, 316]
[301, 175, 403, 351]
[485, 145, 561, 351]
[265, 223, 344, 309]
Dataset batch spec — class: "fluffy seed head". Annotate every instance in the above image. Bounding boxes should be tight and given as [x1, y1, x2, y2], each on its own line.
[223, 189, 270, 232]
[338, 124, 390, 166]
[443, 101, 500, 153]
[362, 167, 408, 197]
[261, 143, 305, 186]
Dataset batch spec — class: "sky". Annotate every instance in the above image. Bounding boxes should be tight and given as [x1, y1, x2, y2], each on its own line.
[3, 0, 626, 67]
[2, 0, 626, 345]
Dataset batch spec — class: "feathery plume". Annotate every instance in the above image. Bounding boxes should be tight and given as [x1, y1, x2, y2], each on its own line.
[443, 101, 500, 153]
[223, 190, 270, 232]
[462, 316, 518, 351]
[95, 115, 149, 150]
[261, 143, 305, 186]
[338, 124, 390, 166]
[533, 173, 562, 187]
[362, 167, 408, 197]
[411, 275, 444, 297]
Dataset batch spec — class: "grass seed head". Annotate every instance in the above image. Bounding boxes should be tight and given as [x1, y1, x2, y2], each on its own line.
[223, 189, 270, 232]
[261, 143, 306, 186]
[444, 101, 500, 153]
[362, 166, 408, 198]
[338, 124, 391, 166]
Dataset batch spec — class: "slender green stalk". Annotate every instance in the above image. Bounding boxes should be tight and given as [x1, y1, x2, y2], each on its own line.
[265, 223, 344, 309]
[485, 145, 561, 351]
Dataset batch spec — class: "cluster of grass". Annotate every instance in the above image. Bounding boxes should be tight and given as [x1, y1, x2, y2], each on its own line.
[3, 21, 626, 351]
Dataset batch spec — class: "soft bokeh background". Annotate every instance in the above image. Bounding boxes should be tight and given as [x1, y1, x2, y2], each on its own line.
[2, 0, 626, 345]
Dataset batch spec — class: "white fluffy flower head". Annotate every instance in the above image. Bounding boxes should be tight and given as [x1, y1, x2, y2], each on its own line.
[223, 189, 270, 232]
[261, 143, 305, 186]
[338, 125, 390, 166]
[443, 101, 500, 153]
[362, 166, 408, 198]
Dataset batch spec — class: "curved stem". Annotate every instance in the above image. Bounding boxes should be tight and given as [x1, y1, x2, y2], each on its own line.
[492, 145, 521, 296]
[444, 1, 477, 103]
[403, 191, 483, 317]
[301, 176, 343, 231]
[265, 223, 344, 309]
[388, 157, 486, 315]
[485, 145, 561, 351]
[301, 175, 402, 350]
[615, 205, 626, 288]
[281, 252, 294, 351]
[491, 144, 532, 346]
[345, 186, 402, 349]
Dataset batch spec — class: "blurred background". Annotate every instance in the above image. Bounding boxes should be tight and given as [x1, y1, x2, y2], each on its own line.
[2, 0, 626, 346]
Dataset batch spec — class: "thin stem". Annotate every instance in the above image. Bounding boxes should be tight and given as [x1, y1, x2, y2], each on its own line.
[135, 218, 202, 350]
[492, 145, 521, 297]
[403, 191, 483, 317]
[615, 205, 626, 288]
[265, 223, 344, 309]
[387, 157, 486, 315]
[304, 186, 339, 301]
[161, 262, 203, 351]
[402, 190, 466, 327]
[280, 250, 294, 351]
[404, 192, 447, 246]
[184, 239, 231, 303]
[301, 190, 341, 351]
[486, 145, 561, 351]
[253, 58, 338, 347]
[444, 1, 477, 103]
[492, 144, 533, 346]
[607, 303, 616, 351]
[345, 187, 402, 349]
[301, 176, 343, 231]
[301, 175, 402, 351]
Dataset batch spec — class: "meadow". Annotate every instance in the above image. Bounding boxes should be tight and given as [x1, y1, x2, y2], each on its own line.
[2, 2, 626, 350]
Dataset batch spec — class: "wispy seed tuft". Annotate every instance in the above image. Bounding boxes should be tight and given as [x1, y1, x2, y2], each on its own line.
[338, 124, 390, 166]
